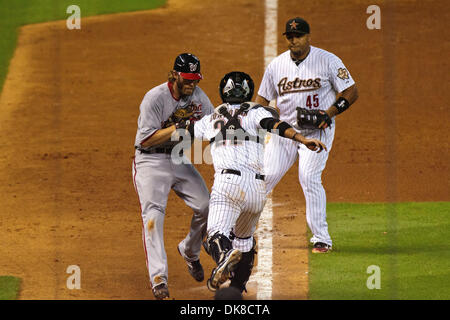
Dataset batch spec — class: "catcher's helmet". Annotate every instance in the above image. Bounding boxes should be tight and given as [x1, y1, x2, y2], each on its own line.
[174, 53, 202, 80]
[219, 71, 254, 104]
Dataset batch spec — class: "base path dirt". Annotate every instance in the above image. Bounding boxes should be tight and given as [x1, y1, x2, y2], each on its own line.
[0, 0, 447, 300]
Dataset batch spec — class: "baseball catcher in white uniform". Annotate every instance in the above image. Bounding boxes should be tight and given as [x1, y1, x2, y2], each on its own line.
[185, 71, 326, 293]
[256, 17, 359, 253]
[132, 53, 214, 299]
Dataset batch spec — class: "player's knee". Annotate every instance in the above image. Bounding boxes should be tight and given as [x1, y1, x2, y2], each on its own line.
[141, 207, 164, 234]
[298, 170, 322, 187]
[207, 232, 233, 265]
[191, 194, 209, 216]
[142, 203, 165, 217]
[198, 198, 209, 215]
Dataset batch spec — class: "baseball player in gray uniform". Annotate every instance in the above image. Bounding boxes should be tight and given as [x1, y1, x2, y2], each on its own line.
[185, 71, 326, 293]
[255, 17, 359, 253]
[132, 53, 214, 299]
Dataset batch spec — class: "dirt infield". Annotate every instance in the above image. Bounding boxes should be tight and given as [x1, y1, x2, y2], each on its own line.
[0, 0, 447, 300]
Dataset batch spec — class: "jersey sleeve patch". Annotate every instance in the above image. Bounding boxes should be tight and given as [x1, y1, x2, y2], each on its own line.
[337, 68, 350, 80]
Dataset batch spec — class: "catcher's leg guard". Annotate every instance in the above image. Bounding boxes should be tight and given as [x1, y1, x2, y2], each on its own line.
[207, 232, 233, 265]
[202, 237, 211, 256]
[230, 247, 256, 293]
[206, 233, 242, 291]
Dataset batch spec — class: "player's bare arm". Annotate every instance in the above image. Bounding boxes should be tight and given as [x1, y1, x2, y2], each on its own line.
[255, 95, 270, 106]
[140, 125, 177, 148]
[280, 125, 326, 153]
[255, 95, 280, 116]
[260, 117, 326, 153]
[293, 134, 327, 153]
[322, 84, 359, 123]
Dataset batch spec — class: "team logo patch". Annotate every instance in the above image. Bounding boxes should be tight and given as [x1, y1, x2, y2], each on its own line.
[337, 68, 349, 80]
[289, 20, 298, 30]
[189, 62, 198, 72]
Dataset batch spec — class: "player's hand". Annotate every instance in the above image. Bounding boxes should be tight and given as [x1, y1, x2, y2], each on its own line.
[317, 110, 332, 129]
[302, 138, 327, 153]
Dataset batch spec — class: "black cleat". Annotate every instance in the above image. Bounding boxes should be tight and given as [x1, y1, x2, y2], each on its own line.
[186, 259, 204, 282]
[207, 249, 242, 291]
[178, 243, 204, 282]
[312, 242, 332, 253]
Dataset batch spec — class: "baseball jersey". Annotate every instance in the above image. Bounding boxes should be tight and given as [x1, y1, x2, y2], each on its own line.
[134, 82, 214, 150]
[193, 104, 274, 174]
[258, 46, 355, 134]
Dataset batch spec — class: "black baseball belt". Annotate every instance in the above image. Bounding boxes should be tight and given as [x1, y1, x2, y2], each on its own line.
[221, 169, 265, 181]
[136, 147, 183, 155]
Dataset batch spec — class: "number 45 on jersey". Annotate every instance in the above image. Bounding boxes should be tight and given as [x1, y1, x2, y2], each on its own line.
[306, 94, 319, 108]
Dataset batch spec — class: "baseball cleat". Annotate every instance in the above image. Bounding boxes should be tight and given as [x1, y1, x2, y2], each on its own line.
[177, 243, 204, 282]
[312, 242, 332, 253]
[186, 260, 204, 282]
[207, 249, 242, 291]
[206, 278, 218, 292]
[152, 283, 170, 300]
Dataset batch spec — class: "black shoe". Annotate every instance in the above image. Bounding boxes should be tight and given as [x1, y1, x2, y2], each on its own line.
[178, 243, 204, 282]
[186, 259, 204, 282]
[312, 242, 331, 253]
[207, 249, 242, 292]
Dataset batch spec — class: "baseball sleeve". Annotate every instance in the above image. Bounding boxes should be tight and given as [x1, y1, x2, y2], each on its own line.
[329, 56, 355, 93]
[135, 92, 163, 147]
[193, 114, 209, 140]
[257, 64, 277, 101]
[198, 87, 215, 115]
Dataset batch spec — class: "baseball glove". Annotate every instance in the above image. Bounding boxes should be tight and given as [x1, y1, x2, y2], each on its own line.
[296, 107, 332, 129]
[163, 105, 195, 129]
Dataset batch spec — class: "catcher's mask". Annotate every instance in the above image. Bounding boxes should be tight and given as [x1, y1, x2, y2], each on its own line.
[219, 71, 254, 104]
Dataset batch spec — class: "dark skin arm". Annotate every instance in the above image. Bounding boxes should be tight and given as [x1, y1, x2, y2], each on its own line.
[271, 121, 327, 153]
[255, 95, 270, 106]
[319, 84, 359, 128]
[255, 95, 280, 116]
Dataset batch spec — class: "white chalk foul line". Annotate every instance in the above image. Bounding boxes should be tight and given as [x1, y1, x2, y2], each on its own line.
[250, 195, 274, 300]
[248, 0, 277, 300]
[264, 0, 278, 69]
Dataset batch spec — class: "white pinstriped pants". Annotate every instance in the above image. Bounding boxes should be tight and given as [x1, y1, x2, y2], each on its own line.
[207, 171, 267, 253]
[263, 127, 335, 247]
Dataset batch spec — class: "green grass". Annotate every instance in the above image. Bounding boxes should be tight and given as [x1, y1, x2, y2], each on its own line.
[0, 276, 21, 300]
[0, 0, 166, 93]
[308, 202, 450, 300]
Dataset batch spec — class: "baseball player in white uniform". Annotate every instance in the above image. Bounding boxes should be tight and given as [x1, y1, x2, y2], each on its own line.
[132, 53, 214, 299]
[255, 17, 359, 253]
[184, 71, 326, 293]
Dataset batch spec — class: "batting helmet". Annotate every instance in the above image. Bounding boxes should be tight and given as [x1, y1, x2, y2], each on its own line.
[173, 53, 202, 80]
[219, 71, 254, 104]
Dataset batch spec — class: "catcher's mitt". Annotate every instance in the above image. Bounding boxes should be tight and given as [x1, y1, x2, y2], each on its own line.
[163, 105, 195, 129]
[296, 107, 332, 130]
